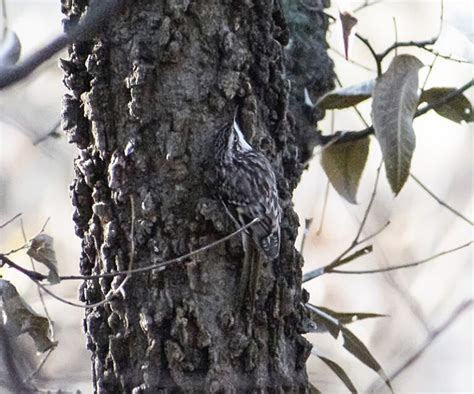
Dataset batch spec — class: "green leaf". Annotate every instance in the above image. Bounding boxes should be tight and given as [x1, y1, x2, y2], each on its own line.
[315, 306, 386, 326]
[309, 382, 322, 394]
[306, 303, 392, 392]
[0, 279, 57, 352]
[315, 353, 357, 393]
[321, 137, 370, 204]
[317, 79, 375, 109]
[372, 54, 423, 195]
[340, 326, 392, 392]
[419, 87, 473, 123]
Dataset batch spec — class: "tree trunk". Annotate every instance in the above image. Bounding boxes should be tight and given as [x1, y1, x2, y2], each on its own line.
[61, 0, 334, 391]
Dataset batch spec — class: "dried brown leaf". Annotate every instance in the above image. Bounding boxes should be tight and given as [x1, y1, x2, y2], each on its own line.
[372, 54, 423, 195]
[27, 234, 60, 284]
[0, 279, 57, 353]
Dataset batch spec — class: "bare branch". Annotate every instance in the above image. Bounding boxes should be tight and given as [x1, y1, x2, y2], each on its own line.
[353, 0, 383, 14]
[336, 245, 373, 266]
[303, 164, 387, 283]
[330, 241, 472, 274]
[299, 218, 313, 253]
[384, 299, 473, 384]
[32, 120, 61, 146]
[0, 212, 21, 229]
[415, 79, 474, 118]
[1, 215, 260, 309]
[354, 160, 383, 241]
[60, 217, 260, 282]
[0, 0, 123, 89]
[0, 254, 47, 281]
[319, 78, 473, 146]
[24, 347, 54, 384]
[421, 54, 439, 92]
[328, 47, 376, 72]
[410, 173, 473, 226]
[316, 180, 330, 236]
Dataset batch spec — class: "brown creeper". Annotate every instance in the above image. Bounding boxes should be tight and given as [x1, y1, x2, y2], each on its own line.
[214, 119, 281, 260]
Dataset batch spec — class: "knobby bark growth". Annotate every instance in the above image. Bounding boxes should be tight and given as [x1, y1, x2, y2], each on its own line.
[61, 0, 333, 391]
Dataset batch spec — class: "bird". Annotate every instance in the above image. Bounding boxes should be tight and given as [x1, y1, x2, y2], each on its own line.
[214, 116, 281, 310]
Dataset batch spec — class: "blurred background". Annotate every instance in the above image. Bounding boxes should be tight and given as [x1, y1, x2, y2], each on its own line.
[0, 0, 472, 392]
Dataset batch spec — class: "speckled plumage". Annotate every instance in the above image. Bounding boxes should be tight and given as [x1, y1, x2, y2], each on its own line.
[215, 120, 281, 259]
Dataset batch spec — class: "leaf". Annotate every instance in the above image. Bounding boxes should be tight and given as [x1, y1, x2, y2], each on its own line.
[309, 383, 322, 394]
[0, 279, 57, 352]
[340, 326, 392, 392]
[306, 303, 392, 392]
[372, 54, 423, 195]
[317, 79, 375, 110]
[306, 304, 385, 335]
[26, 234, 60, 284]
[315, 306, 386, 326]
[419, 87, 473, 123]
[315, 353, 357, 393]
[321, 137, 370, 204]
[306, 303, 341, 338]
[0, 29, 21, 67]
[340, 11, 358, 60]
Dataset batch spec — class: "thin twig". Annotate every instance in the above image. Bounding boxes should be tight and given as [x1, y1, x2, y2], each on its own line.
[335, 245, 373, 266]
[2, 244, 28, 256]
[1, 218, 259, 284]
[316, 180, 330, 236]
[357, 220, 390, 245]
[354, 160, 383, 241]
[421, 54, 439, 92]
[330, 241, 472, 274]
[354, 33, 382, 76]
[0, 213, 22, 229]
[20, 219, 53, 331]
[410, 173, 473, 226]
[415, 79, 474, 118]
[377, 38, 437, 64]
[328, 47, 376, 73]
[319, 78, 473, 146]
[302, 162, 386, 283]
[60, 217, 260, 281]
[334, 74, 369, 128]
[1, 0, 8, 37]
[0, 0, 123, 89]
[32, 120, 61, 146]
[10, 196, 137, 309]
[24, 348, 54, 384]
[0, 254, 46, 281]
[385, 299, 473, 383]
[300, 218, 313, 253]
[353, 0, 383, 14]
[392, 17, 398, 57]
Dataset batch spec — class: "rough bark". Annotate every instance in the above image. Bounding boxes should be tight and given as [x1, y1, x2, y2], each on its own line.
[61, 0, 334, 392]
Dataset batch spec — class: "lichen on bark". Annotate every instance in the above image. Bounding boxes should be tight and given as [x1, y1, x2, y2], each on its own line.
[61, 0, 334, 391]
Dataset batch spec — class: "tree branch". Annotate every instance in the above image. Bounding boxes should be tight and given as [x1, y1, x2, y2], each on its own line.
[0, 213, 22, 229]
[0, 0, 123, 89]
[1, 218, 260, 296]
[319, 78, 474, 146]
[410, 173, 473, 226]
[384, 299, 473, 384]
[329, 241, 472, 275]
